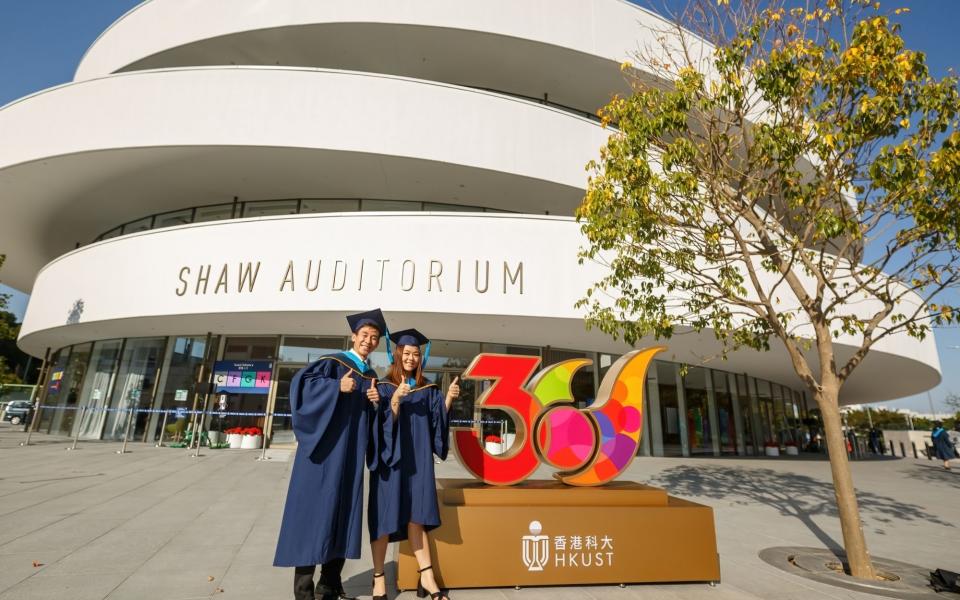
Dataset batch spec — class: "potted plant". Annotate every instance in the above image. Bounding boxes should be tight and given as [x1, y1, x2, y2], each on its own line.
[225, 427, 244, 449]
[240, 426, 264, 449]
[763, 441, 780, 457]
[784, 440, 800, 456]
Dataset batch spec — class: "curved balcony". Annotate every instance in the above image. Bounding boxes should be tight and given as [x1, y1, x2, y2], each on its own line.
[19, 212, 941, 404]
[74, 0, 682, 116]
[0, 66, 608, 291]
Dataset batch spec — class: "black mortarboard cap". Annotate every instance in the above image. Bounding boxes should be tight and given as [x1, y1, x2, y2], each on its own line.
[389, 328, 430, 347]
[346, 308, 387, 334]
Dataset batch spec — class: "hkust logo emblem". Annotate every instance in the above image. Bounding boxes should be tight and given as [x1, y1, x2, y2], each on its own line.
[521, 521, 549, 572]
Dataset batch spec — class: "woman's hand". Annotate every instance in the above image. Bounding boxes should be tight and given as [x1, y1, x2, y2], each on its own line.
[445, 376, 460, 411]
[366, 379, 379, 404]
[391, 382, 411, 417]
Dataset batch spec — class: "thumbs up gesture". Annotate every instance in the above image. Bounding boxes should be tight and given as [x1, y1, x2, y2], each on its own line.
[395, 382, 412, 400]
[340, 371, 357, 393]
[366, 379, 380, 404]
[447, 376, 461, 401]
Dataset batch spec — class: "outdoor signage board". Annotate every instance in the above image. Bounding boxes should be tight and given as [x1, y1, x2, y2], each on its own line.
[398, 347, 721, 589]
[212, 361, 273, 394]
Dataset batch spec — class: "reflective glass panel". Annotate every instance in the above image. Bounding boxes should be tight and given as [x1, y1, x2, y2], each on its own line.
[361, 199, 420, 211]
[300, 199, 360, 213]
[194, 203, 236, 223]
[155, 209, 194, 229]
[103, 337, 167, 441]
[73, 339, 123, 440]
[683, 367, 712, 454]
[243, 199, 299, 218]
[122, 217, 152, 235]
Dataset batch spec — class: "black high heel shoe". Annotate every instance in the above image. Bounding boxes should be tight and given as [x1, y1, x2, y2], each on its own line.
[416, 565, 449, 600]
[371, 572, 387, 600]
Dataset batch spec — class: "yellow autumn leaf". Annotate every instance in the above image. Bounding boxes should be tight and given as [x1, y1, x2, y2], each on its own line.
[900, 118, 910, 128]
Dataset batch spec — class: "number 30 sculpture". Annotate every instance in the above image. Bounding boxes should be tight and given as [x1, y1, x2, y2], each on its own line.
[452, 347, 664, 486]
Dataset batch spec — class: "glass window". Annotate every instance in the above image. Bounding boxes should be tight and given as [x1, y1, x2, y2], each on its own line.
[657, 361, 682, 456]
[45, 343, 92, 436]
[150, 336, 218, 442]
[713, 370, 736, 455]
[544, 348, 596, 408]
[37, 349, 67, 432]
[683, 367, 712, 455]
[102, 338, 167, 441]
[73, 339, 123, 440]
[481, 343, 540, 357]
[300, 199, 360, 213]
[735, 374, 755, 454]
[755, 379, 775, 446]
[279, 336, 345, 363]
[193, 203, 236, 223]
[423, 202, 477, 212]
[243, 199, 299, 218]
[122, 217, 153, 235]
[361, 199, 420, 211]
[100, 227, 122, 240]
[423, 340, 480, 371]
[222, 337, 278, 360]
[219, 337, 278, 432]
[154, 209, 194, 229]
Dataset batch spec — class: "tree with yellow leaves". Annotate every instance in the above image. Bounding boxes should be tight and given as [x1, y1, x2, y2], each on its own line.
[578, 0, 960, 580]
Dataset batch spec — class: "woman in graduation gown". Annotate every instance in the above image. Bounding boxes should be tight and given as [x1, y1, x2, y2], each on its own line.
[274, 309, 388, 600]
[368, 329, 459, 600]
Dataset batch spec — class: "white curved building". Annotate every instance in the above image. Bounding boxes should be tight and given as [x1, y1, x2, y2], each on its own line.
[2, 0, 940, 456]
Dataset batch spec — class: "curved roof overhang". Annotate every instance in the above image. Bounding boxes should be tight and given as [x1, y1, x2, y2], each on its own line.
[74, 0, 695, 115]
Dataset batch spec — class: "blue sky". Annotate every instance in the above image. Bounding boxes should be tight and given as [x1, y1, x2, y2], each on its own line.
[1, 1, 959, 412]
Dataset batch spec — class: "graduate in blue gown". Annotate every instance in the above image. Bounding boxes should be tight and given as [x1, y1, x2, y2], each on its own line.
[368, 329, 459, 600]
[274, 309, 389, 600]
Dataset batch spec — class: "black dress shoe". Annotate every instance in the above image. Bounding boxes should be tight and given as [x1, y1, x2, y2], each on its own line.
[315, 583, 355, 600]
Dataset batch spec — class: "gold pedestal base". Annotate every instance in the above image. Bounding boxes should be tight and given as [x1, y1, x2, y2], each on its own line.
[396, 478, 720, 589]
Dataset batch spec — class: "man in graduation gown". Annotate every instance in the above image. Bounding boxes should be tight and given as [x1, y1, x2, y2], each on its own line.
[274, 309, 387, 600]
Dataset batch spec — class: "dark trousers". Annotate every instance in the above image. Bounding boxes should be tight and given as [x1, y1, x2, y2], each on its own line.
[294, 559, 346, 599]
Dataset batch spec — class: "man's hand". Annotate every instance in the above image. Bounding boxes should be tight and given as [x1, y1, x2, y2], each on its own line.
[340, 372, 357, 393]
[366, 379, 379, 404]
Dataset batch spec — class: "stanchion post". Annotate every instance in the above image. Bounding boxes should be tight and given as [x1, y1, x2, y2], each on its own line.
[889, 440, 895, 455]
[22, 347, 51, 447]
[899, 441, 906, 457]
[67, 406, 85, 451]
[257, 412, 270, 461]
[117, 406, 135, 454]
[911, 441, 918, 459]
[156, 410, 169, 448]
[191, 397, 209, 458]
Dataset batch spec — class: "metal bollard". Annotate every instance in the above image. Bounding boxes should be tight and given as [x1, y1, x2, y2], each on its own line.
[117, 407, 135, 454]
[911, 442, 918, 459]
[67, 406, 85, 451]
[156, 410, 169, 448]
[899, 442, 906, 457]
[889, 440, 895, 456]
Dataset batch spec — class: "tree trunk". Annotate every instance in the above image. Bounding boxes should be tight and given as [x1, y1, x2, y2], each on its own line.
[817, 386, 876, 580]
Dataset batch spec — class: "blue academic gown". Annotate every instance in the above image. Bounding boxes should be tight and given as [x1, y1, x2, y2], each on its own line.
[368, 381, 449, 542]
[274, 353, 382, 567]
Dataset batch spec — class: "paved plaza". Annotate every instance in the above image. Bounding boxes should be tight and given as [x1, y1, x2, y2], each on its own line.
[0, 424, 957, 600]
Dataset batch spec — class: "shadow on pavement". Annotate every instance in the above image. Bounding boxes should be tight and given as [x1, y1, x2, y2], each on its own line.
[649, 464, 953, 554]
[904, 463, 960, 489]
